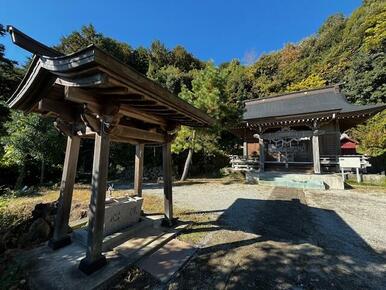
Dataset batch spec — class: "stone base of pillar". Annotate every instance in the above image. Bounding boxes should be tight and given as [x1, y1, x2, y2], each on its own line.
[79, 255, 107, 275]
[161, 217, 178, 227]
[48, 235, 72, 250]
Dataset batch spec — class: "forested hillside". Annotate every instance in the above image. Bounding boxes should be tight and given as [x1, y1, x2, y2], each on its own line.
[0, 0, 385, 189]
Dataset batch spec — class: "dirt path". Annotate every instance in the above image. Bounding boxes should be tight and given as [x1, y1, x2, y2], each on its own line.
[158, 186, 386, 290]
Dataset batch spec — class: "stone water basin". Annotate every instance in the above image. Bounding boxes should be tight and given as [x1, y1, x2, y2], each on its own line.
[103, 196, 143, 236]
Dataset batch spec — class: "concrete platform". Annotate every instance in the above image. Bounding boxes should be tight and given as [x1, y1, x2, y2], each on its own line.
[246, 170, 344, 190]
[138, 239, 196, 283]
[25, 216, 189, 290]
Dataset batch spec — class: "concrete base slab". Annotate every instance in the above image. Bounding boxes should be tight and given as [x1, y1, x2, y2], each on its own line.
[25, 216, 189, 290]
[138, 239, 196, 283]
[246, 170, 344, 190]
[27, 243, 128, 290]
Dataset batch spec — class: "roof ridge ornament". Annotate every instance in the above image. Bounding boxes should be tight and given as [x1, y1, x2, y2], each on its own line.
[7, 25, 62, 57]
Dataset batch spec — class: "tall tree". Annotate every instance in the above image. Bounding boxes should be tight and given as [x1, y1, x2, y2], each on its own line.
[174, 62, 235, 180]
[0, 24, 22, 135]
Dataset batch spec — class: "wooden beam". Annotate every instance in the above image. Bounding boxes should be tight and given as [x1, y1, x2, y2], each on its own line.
[65, 86, 99, 107]
[134, 144, 145, 197]
[49, 135, 80, 250]
[123, 100, 158, 106]
[120, 105, 167, 126]
[38, 98, 78, 122]
[66, 87, 167, 127]
[112, 125, 166, 143]
[7, 25, 62, 57]
[162, 142, 173, 224]
[79, 131, 110, 274]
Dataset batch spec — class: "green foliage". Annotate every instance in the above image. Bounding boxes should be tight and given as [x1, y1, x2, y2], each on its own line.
[0, 25, 23, 137]
[349, 110, 386, 157]
[1, 111, 65, 187]
[2, 112, 63, 166]
[286, 74, 326, 92]
[55, 24, 149, 74]
[342, 51, 386, 104]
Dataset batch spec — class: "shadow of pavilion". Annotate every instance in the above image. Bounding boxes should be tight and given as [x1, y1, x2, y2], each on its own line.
[170, 188, 386, 290]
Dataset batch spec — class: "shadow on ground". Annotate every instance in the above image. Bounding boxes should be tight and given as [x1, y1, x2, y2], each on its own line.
[169, 188, 386, 290]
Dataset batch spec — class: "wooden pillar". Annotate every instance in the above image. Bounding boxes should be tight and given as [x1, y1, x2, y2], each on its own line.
[243, 141, 248, 159]
[335, 119, 341, 156]
[134, 143, 144, 197]
[79, 131, 110, 275]
[49, 135, 80, 250]
[312, 134, 321, 174]
[259, 138, 265, 172]
[162, 142, 173, 225]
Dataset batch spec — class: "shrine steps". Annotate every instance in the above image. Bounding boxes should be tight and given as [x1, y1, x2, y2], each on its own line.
[258, 176, 326, 190]
[246, 170, 345, 190]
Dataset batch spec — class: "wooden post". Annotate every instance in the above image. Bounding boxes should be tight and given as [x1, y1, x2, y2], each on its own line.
[259, 138, 265, 172]
[312, 134, 321, 174]
[49, 135, 80, 250]
[162, 142, 173, 225]
[134, 143, 144, 197]
[79, 131, 110, 275]
[243, 141, 248, 159]
[356, 168, 362, 183]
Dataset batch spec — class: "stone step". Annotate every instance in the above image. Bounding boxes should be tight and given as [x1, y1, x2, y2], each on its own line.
[259, 179, 325, 190]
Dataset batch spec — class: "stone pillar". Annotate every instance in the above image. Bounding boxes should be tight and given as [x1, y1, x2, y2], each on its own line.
[312, 134, 321, 174]
[162, 142, 173, 225]
[243, 141, 248, 159]
[79, 130, 110, 275]
[49, 135, 80, 250]
[259, 138, 265, 172]
[134, 143, 144, 197]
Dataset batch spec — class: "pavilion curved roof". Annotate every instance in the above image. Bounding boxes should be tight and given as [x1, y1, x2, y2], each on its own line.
[7, 44, 214, 128]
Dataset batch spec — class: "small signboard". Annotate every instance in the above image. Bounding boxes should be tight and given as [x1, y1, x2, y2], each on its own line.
[339, 156, 364, 186]
[339, 156, 361, 168]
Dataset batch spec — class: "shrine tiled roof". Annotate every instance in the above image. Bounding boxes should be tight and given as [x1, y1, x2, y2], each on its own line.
[243, 86, 385, 122]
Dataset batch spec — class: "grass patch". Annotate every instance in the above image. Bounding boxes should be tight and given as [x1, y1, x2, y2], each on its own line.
[1, 183, 219, 244]
[346, 179, 386, 190]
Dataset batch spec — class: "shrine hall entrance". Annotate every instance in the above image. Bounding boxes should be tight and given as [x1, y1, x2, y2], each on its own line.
[261, 127, 314, 172]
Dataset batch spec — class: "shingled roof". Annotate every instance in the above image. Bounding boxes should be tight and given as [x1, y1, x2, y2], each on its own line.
[244, 86, 385, 122]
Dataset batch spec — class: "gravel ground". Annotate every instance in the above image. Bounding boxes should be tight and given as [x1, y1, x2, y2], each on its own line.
[142, 180, 386, 290]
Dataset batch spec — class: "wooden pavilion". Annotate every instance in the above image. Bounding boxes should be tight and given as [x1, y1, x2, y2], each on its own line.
[233, 86, 385, 174]
[6, 26, 213, 274]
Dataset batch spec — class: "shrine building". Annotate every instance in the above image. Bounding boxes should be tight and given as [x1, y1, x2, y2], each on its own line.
[233, 86, 385, 174]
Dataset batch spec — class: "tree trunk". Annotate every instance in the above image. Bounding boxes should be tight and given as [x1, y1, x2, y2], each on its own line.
[40, 159, 45, 185]
[15, 162, 26, 189]
[180, 130, 196, 182]
[180, 148, 193, 181]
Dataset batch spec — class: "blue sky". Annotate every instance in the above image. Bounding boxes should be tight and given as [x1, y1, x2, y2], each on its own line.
[1, 0, 362, 66]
